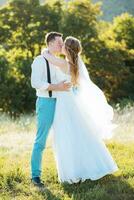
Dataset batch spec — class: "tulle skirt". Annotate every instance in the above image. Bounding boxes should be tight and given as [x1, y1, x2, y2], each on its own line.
[51, 90, 118, 184]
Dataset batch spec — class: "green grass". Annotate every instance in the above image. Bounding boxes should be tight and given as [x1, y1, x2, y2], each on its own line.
[0, 105, 134, 200]
[0, 142, 134, 200]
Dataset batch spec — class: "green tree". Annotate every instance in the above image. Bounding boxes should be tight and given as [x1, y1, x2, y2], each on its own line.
[97, 13, 134, 101]
[112, 13, 134, 49]
[0, 0, 64, 116]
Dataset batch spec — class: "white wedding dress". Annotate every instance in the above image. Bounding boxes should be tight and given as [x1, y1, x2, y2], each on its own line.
[51, 57, 118, 184]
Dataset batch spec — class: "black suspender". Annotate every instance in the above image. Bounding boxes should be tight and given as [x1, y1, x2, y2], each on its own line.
[43, 57, 52, 97]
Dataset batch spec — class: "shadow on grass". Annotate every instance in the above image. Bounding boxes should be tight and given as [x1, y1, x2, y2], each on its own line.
[61, 174, 134, 200]
[35, 186, 62, 200]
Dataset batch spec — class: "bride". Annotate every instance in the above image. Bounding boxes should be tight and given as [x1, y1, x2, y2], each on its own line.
[42, 36, 118, 184]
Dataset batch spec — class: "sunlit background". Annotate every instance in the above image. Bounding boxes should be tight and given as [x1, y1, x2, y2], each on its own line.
[0, 1, 134, 199]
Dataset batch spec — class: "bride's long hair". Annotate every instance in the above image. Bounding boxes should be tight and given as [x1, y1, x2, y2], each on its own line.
[64, 36, 82, 87]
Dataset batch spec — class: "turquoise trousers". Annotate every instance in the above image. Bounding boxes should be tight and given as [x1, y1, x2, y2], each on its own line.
[31, 97, 56, 178]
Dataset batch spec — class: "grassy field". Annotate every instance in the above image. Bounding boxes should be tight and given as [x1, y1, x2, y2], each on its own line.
[0, 104, 134, 200]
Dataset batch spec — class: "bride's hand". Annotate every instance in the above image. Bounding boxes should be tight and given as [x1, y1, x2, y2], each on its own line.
[41, 48, 49, 57]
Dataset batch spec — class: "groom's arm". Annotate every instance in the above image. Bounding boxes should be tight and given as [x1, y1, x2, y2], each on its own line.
[47, 81, 71, 91]
[31, 56, 50, 91]
[31, 56, 71, 91]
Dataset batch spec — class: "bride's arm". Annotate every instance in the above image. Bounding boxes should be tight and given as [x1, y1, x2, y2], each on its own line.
[42, 49, 69, 74]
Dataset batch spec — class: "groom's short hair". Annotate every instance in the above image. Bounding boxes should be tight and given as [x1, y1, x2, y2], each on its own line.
[45, 32, 63, 45]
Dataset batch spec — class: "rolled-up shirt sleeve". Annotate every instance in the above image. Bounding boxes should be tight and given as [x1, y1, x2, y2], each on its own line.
[31, 56, 50, 91]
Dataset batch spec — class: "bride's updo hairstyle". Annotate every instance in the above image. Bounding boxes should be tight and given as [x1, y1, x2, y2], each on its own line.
[64, 36, 82, 87]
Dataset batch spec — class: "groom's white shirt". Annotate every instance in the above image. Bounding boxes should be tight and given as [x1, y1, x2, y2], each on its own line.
[31, 54, 60, 98]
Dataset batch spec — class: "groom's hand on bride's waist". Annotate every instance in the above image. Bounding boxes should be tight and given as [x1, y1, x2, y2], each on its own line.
[47, 80, 72, 92]
[57, 80, 72, 91]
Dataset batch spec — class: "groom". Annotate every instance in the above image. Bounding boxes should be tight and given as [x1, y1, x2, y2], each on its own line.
[30, 32, 71, 187]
